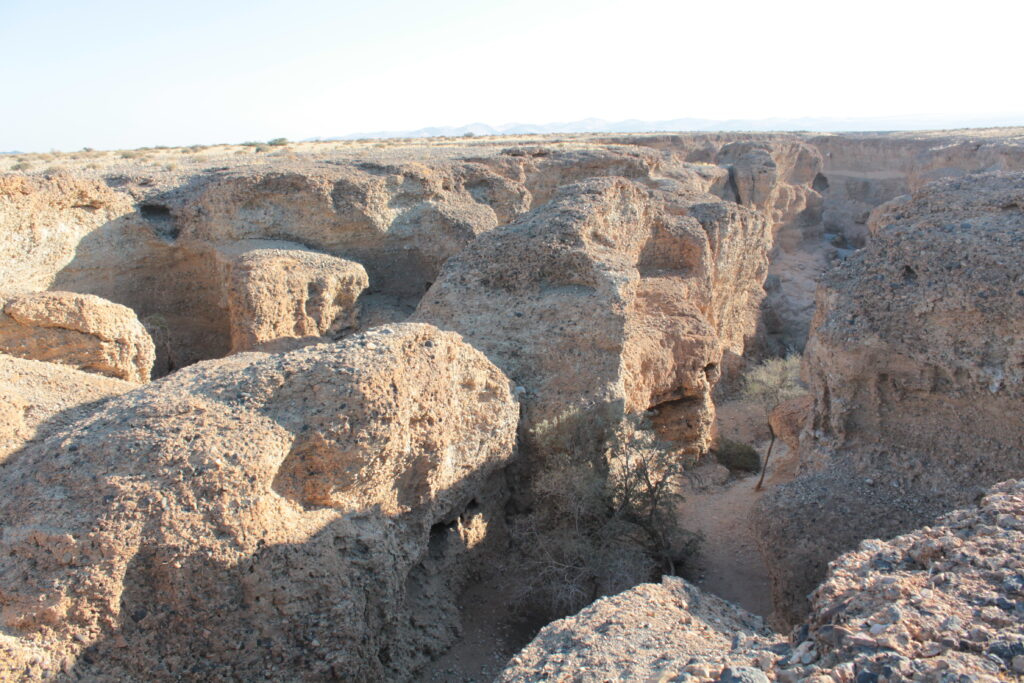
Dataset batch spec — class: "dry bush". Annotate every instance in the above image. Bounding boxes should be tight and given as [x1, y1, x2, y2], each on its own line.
[713, 437, 761, 473]
[509, 409, 697, 620]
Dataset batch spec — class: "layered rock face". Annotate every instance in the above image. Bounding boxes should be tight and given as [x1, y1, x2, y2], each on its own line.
[0, 323, 518, 681]
[415, 176, 771, 456]
[501, 479, 1024, 681]
[0, 291, 155, 382]
[756, 172, 1024, 626]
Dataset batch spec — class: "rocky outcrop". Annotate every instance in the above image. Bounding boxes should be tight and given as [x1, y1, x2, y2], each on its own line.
[756, 171, 1024, 627]
[0, 323, 518, 681]
[0, 354, 131, 463]
[216, 241, 369, 352]
[502, 479, 1024, 681]
[415, 176, 771, 457]
[0, 173, 133, 294]
[0, 291, 155, 382]
[798, 479, 1024, 681]
[768, 394, 811, 453]
[498, 576, 777, 682]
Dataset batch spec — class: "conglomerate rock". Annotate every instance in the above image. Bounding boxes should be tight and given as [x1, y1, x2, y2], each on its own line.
[216, 241, 369, 352]
[0, 323, 518, 681]
[415, 176, 771, 457]
[0, 354, 131, 463]
[756, 171, 1024, 627]
[0, 291, 155, 382]
[501, 479, 1024, 682]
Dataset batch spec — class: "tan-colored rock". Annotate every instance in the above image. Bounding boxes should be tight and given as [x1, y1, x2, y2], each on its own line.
[0, 173, 133, 294]
[0, 322, 517, 681]
[0, 354, 131, 463]
[0, 291, 155, 382]
[219, 242, 369, 352]
[416, 177, 770, 457]
[768, 393, 811, 452]
[498, 576, 777, 682]
[756, 171, 1024, 627]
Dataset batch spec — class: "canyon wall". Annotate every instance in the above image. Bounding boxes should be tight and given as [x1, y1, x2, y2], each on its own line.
[756, 171, 1024, 626]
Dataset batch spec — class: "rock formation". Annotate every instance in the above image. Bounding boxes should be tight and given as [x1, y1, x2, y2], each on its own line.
[0, 323, 518, 681]
[216, 241, 369, 352]
[502, 479, 1024, 681]
[0, 291, 155, 382]
[415, 176, 771, 457]
[0, 354, 131, 463]
[756, 171, 1024, 626]
[498, 576, 777, 682]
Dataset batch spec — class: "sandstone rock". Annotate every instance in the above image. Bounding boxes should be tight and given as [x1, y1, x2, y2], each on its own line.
[0, 291, 155, 382]
[416, 177, 770, 457]
[218, 242, 369, 352]
[0, 354, 131, 463]
[0, 323, 517, 680]
[497, 576, 777, 683]
[756, 171, 1024, 626]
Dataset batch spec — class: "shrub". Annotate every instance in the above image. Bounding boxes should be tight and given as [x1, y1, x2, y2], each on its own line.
[11, 161, 31, 171]
[713, 438, 761, 473]
[509, 409, 697, 620]
[267, 137, 288, 146]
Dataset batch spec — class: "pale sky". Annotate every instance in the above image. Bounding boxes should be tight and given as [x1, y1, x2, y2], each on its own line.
[2, 0, 1022, 151]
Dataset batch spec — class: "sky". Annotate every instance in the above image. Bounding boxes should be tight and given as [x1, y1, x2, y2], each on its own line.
[2, 0, 1023, 152]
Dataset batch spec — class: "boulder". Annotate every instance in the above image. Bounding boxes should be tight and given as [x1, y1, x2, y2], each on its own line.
[0, 323, 518, 681]
[0, 291, 155, 382]
[768, 393, 811, 453]
[756, 172, 1024, 626]
[498, 576, 776, 682]
[218, 242, 369, 352]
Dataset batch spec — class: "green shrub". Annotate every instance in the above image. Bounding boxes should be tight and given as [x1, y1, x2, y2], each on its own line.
[713, 438, 761, 473]
[267, 137, 288, 146]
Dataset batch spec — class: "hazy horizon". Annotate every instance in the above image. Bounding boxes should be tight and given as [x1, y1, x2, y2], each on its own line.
[3, 0, 1023, 152]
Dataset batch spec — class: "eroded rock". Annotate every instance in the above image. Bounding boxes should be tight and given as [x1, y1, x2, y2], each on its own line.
[0, 291, 155, 382]
[217, 241, 369, 352]
[756, 171, 1024, 626]
[0, 323, 518, 681]
[416, 176, 770, 457]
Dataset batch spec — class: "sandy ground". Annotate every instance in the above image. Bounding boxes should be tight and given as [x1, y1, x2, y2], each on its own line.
[677, 398, 800, 618]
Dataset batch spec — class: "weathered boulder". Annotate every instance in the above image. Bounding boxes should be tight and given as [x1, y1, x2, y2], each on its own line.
[217, 242, 369, 352]
[0, 323, 518, 681]
[0, 354, 131, 463]
[756, 172, 1024, 626]
[498, 576, 776, 682]
[416, 177, 771, 457]
[0, 291, 155, 382]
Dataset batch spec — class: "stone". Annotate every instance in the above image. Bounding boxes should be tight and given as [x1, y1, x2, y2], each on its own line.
[0, 323, 518, 680]
[0, 290, 155, 382]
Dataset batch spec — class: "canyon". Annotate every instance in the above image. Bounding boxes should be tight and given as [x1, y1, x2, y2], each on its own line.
[1, 128, 1024, 681]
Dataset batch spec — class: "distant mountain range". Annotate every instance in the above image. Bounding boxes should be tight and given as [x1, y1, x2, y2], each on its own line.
[317, 114, 1024, 141]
